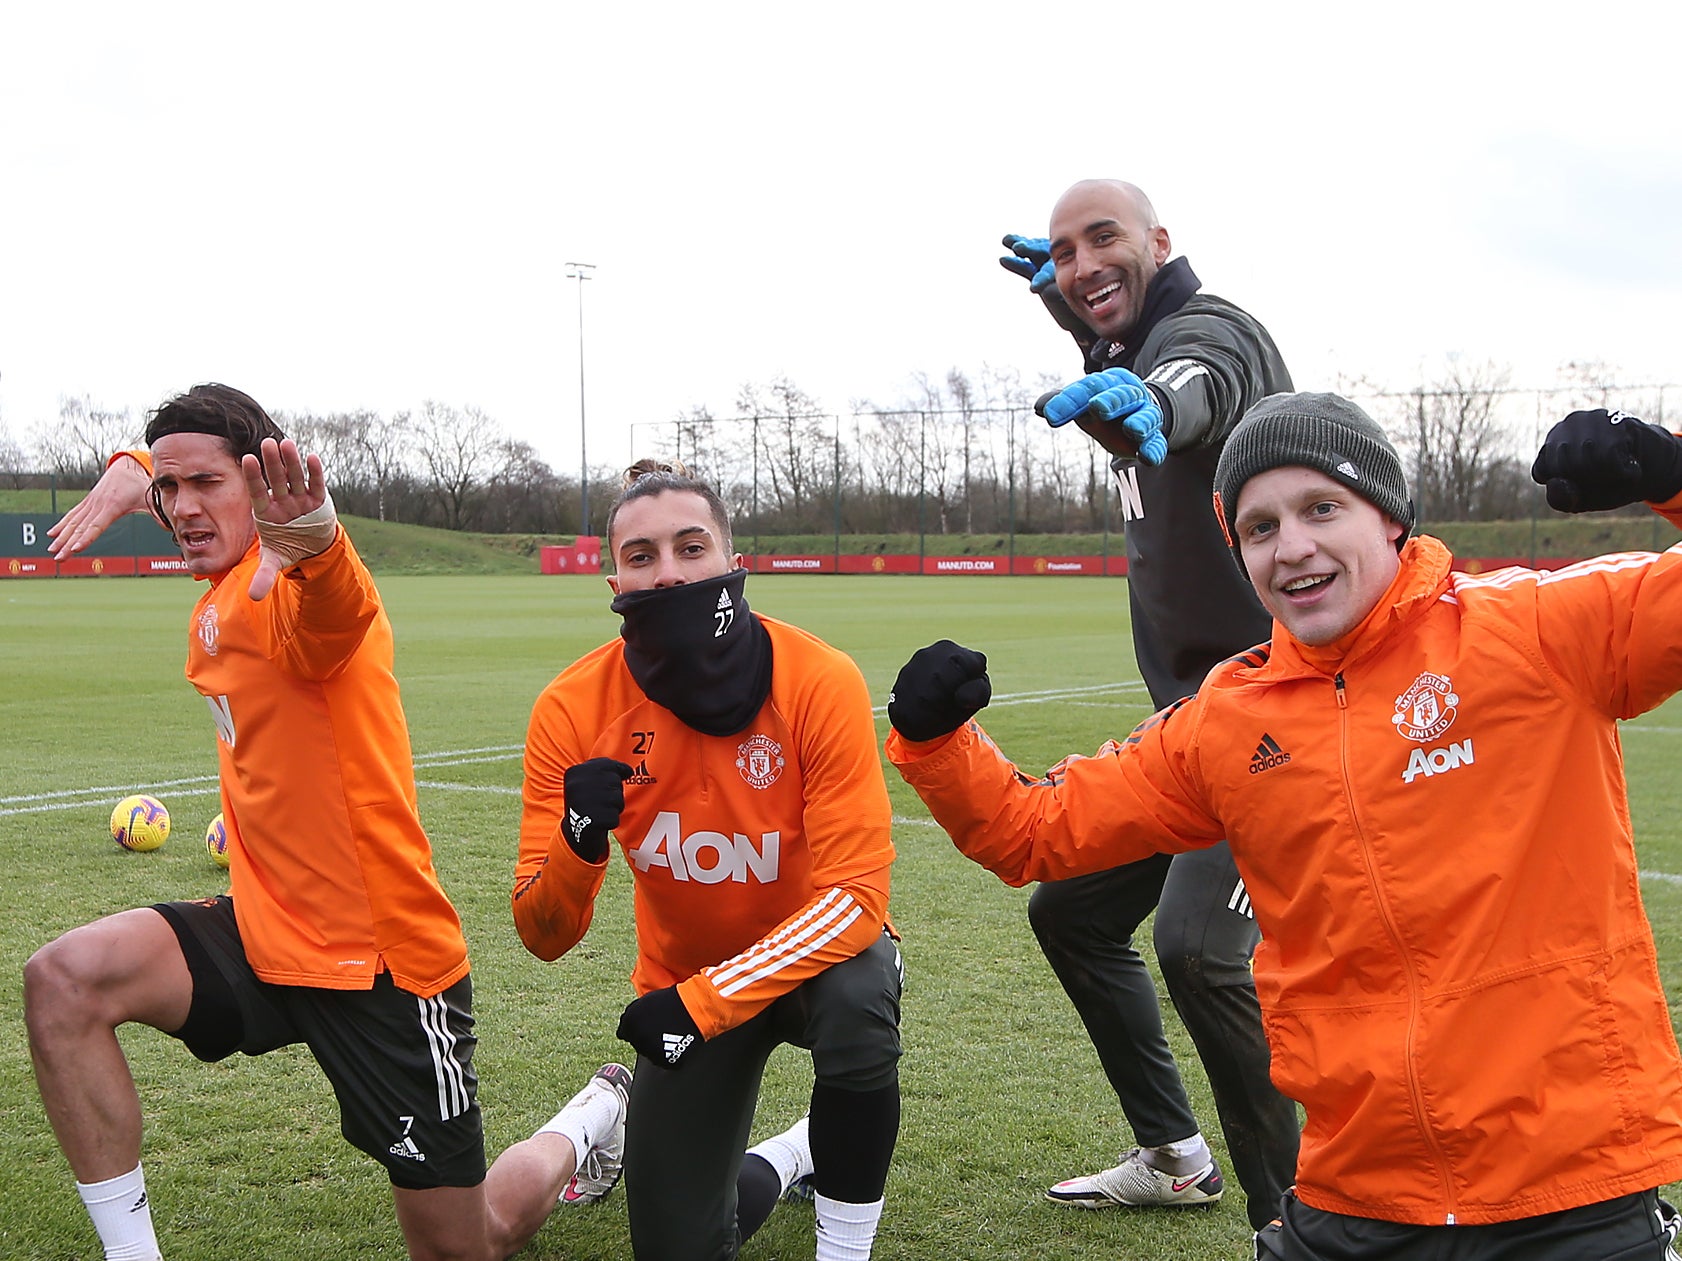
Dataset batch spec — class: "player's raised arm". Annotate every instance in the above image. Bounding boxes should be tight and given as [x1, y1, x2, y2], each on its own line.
[45, 452, 155, 558]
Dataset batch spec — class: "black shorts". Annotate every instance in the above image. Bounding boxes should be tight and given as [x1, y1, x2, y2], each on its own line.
[153, 896, 485, 1190]
[1253, 1187, 1681, 1261]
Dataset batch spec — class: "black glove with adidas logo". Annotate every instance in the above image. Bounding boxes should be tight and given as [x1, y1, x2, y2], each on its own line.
[1531, 408, 1682, 512]
[616, 986, 702, 1070]
[888, 640, 992, 742]
[561, 758, 634, 864]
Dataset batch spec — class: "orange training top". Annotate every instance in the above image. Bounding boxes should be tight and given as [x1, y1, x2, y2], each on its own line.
[174, 505, 467, 997]
[892, 526, 1682, 1225]
[513, 615, 894, 1039]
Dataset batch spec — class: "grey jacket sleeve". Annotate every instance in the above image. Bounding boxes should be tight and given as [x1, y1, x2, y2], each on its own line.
[1140, 301, 1292, 451]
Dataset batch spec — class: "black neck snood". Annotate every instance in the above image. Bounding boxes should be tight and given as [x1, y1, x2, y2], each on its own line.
[611, 568, 773, 736]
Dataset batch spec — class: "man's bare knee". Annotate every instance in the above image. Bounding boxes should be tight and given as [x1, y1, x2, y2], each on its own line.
[25, 912, 191, 1041]
[23, 935, 105, 1043]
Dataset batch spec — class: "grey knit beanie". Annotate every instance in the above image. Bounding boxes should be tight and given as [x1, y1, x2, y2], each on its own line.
[1214, 392, 1414, 555]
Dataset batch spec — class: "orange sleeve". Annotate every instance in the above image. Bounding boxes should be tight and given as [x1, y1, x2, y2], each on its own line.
[248, 529, 382, 681]
[112, 448, 153, 475]
[677, 629, 896, 1038]
[887, 709, 1220, 888]
[511, 672, 608, 960]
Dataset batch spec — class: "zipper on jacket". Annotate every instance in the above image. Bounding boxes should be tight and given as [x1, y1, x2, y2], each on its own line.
[1333, 670, 1459, 1220]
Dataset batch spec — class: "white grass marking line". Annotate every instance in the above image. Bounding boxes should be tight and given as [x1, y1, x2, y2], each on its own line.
[870, 680, 1146, 716]
[2, 744, 527, 817]
[415, 780, 522, 795]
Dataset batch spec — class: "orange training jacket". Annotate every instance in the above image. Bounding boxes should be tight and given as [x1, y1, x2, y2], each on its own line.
[513, 615, 895, 1040]
[184, 527, 468, 997]
[890, 527, 1682, 1226]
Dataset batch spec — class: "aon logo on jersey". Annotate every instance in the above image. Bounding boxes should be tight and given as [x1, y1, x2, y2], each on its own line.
[628, 811, 780, 884]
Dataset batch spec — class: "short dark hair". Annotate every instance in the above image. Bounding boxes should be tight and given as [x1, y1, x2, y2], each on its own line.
[144, 383, 285, 462]
[605, 459, 733, 556]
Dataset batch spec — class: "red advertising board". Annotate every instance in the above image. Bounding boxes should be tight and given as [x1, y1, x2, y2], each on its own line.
[838, 554, 920, 574]
[57, 555, 139, 577]
[751, 555, 836, 573]
[1, 556, 53, 578]
[540, 537, 603, 574]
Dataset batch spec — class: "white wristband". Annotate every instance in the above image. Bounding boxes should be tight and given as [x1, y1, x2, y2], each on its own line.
[253, 491, 339, 570]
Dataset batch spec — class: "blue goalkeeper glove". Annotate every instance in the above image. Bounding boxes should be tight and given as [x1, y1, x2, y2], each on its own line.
[999, 234, 1058, 295]
[1038, 369, 1169, 466]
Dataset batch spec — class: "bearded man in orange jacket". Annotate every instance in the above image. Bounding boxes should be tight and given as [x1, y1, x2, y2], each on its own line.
[888, 392, 1682, 1259]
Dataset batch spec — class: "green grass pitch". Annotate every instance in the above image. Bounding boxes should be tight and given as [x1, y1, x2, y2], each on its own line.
[3, 573, 1681, 1260]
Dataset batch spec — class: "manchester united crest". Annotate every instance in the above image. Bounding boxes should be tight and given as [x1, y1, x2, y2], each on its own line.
[1392, 671, 1458, 742]
[735, 733, 785, 789]
[196, 604, 220, 656]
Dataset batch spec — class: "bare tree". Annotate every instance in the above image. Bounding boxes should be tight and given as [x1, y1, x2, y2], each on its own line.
[0, 415, 28, 485]
[1382, 359, 1527, 522]
[416, 401, 500, 530]
[736, 377, 834, 531]
[31, 395, 140, 477]
[347, 409, 411, 523]
[483, 437, 564, 534]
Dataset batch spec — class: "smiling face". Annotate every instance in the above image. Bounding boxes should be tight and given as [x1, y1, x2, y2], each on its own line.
[1049, 180, 1171, 344]
[148, 431, 258, 576]
[606, 489, 743, 595]
[1234, 466, 1405, 646]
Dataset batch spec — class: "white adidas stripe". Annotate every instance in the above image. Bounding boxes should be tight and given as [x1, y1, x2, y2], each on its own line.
[417, 993, 471, 1120]
[1146, 359, 1211, 394]
[707, 889, 855, 987]
[706, 888, 863, 996]
[713, 902, 865, 998]
[1455, 551, 1661, 591]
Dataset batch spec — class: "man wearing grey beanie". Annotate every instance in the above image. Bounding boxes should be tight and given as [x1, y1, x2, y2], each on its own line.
[890, 396, 1682, 1258]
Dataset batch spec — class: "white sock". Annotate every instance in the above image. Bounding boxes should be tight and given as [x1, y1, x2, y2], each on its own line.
[536, 1078, 621, 1161]
[747, 1114, 812, 1194]
[813, 1192, 882, 1261]
[77, 1164, 162, 1261]
[1143, 1133, 1211, 1175]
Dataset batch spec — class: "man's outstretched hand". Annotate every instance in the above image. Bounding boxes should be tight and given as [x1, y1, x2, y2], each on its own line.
[243, 438, 336, 601]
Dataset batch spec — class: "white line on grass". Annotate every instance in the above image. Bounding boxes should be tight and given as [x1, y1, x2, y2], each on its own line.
[1, 746, 527, 816]
[415, 780, 522, 795]
[870, 680, 1148, 716]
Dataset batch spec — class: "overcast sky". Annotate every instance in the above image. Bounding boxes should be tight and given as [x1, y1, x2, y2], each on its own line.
[3, 1, 1679, 477]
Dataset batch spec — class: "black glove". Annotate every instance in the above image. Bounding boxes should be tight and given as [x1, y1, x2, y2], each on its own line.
[888, 640, 992, 742]
[1531, 408, 1682, 512]
[561, 758, 634, 863]
[616, 985, 702, 1069]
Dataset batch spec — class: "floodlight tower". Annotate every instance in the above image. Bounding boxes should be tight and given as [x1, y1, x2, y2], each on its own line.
[565, 261, 595, 534]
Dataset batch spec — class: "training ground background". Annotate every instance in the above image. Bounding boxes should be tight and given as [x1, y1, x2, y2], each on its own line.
[4, 574, 1682, 1260]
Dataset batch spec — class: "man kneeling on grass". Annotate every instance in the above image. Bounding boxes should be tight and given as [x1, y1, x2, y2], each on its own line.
[29, 383, 629, 1261]
[888, 393, 1682, 1259]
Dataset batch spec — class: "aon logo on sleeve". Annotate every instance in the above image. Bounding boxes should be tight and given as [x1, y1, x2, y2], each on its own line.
[627, 811, 780, 884]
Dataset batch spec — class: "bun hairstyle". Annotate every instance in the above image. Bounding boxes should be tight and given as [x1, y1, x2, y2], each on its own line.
[621, 457, 694, 489]
[605, 459, 734, 555]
